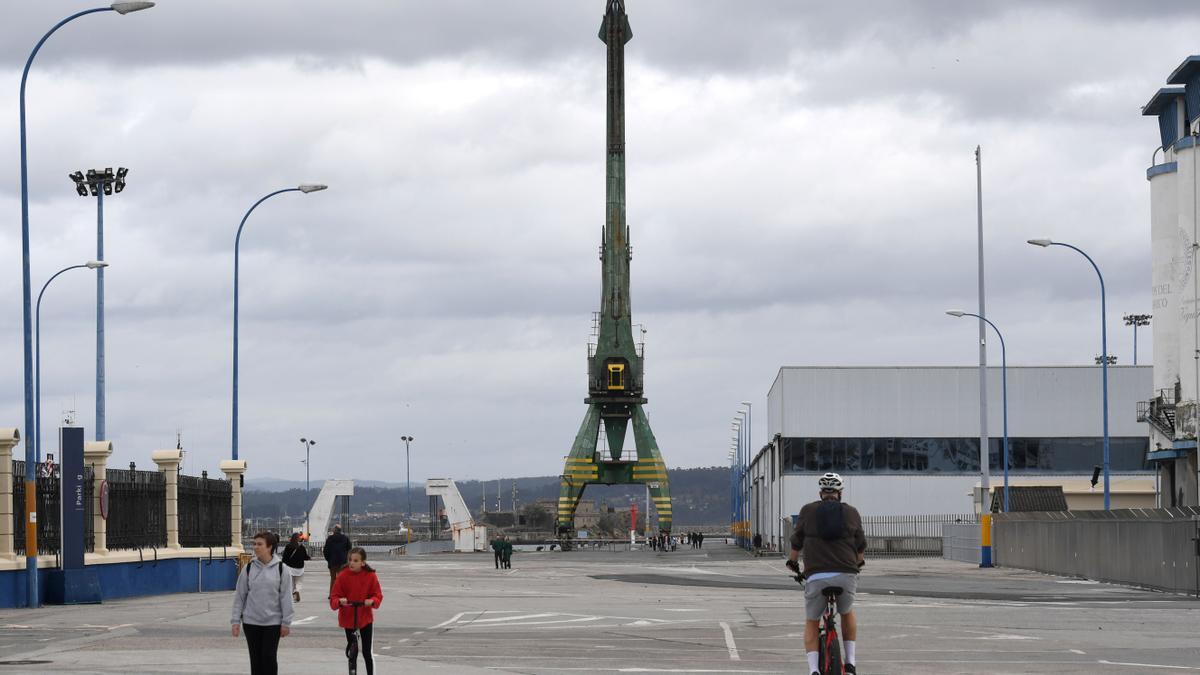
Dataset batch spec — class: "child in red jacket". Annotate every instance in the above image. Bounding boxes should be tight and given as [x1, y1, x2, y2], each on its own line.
[330, 547, 383, 675]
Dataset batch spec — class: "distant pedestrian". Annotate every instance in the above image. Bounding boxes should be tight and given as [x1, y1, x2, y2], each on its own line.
[231, 531, 294, 675]
[491, 536, 504, 569]
[324, 524, 352, 597]
[753, 532, 763, 550]
[501, 538, 514, 569]
[331, 547, 383, 675]
[281, 532, 310, 602]
[697, 532, 704, 549]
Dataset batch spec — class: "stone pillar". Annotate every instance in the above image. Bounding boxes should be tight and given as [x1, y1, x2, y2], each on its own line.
[83, 441, 113, 554]
[152, 449, 183, 550]
[221, 459, 248, 550]
[0, 429, 19, 559]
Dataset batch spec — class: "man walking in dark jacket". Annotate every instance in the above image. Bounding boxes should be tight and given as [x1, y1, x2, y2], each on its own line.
[786, 472, 866, 675]
[323, 525, 352, 596]
[491, 537, 504, 569]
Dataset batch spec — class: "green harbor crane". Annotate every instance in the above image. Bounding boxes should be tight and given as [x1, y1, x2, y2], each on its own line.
[557, 0, 672, 540]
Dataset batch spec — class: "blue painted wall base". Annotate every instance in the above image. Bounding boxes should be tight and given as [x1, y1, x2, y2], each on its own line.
[45, 568, 101, 604]
[0, 557, 238, 608]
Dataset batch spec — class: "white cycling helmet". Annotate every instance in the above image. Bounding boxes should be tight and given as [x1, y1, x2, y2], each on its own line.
[818, 472, 844, 491]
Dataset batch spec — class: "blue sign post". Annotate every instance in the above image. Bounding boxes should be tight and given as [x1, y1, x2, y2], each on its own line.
[46, 426, 100, 604]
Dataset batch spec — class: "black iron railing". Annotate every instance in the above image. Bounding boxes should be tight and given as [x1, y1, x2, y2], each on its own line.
[178, 471, 232, 548]
[12, 461, 93, 555]
[106, 466, 166, 551]
[861, 513, 975, 558]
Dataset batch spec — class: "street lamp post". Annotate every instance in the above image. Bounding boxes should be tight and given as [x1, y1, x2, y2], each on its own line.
[37, 261, 108, 465]
[231, 184, 327, 461]
[1123, 314, 1151, 366]
[729, 410, 739, 547]
[300, 438, 315, 535]
[727, 447, 736, 535]
[1028, 238, 1111, 510]
[740, 401, 752, 545]
[401, 435, 413, 523]
[69, 168, 128, 442]
[948, 310, 1009, 513]
[16, 0, 154, 610]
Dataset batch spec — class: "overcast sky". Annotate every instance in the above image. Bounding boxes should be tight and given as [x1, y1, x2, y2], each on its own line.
[0, 1, 1188, 483]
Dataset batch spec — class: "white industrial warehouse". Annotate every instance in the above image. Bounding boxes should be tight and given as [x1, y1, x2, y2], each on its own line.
[746, 366, 1155, 551]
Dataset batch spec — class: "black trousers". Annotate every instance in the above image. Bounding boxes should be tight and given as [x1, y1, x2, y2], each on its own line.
[494, 551, 502, 568]
[345, 623, 375, 675]
[243, 623, 281, 675]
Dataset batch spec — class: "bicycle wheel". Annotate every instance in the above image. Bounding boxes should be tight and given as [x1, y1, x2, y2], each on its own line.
[820, 629, 842, 675]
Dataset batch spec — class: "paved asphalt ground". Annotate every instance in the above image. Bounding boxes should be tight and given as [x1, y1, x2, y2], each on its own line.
[0, 543, 1198, 673]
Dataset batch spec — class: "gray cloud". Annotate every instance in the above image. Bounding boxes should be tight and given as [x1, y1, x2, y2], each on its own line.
[0, 1, 1170, 483]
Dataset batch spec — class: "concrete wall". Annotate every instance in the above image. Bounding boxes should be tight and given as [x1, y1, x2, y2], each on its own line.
[943, 522, 981, 564]
[395, 540, 455, 555]
[0, 556, 237, 609]
[994, 508, 1200, 595]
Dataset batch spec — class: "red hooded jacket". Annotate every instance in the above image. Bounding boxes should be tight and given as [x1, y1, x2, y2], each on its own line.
[329, 567, 383, 629]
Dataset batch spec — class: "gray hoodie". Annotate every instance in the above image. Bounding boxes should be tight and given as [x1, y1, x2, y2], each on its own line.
[231, 554, 295, 627]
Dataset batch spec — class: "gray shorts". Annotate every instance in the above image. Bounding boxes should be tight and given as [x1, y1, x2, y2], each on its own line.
[804, 573, 857, 621]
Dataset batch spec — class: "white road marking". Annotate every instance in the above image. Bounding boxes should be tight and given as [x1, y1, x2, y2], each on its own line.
[472, 613, 559, 623]
[718, 622, 740, 661]
[1097, 661, 1200, 670]
[494, 662, 768, 667]
[1070, 649, 1086, 655]
[292, 615, 318, 625]
[428, 612, 466, 630]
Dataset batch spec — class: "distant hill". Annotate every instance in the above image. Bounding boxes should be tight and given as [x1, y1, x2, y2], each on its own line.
[241, 466, 731, 526]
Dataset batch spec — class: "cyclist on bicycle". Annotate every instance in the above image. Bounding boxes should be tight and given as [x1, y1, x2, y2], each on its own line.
[786, 472, 866, 675]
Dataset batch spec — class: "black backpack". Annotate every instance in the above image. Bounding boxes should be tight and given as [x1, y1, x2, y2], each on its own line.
[815, 500, 846, 541]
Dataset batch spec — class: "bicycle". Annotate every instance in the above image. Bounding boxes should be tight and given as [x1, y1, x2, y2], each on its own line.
[791, 568, 844, 675]
[344, 601, 366, 675]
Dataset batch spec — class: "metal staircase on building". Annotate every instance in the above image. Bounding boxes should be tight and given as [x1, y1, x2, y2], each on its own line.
[1137, 387, 1178, 439]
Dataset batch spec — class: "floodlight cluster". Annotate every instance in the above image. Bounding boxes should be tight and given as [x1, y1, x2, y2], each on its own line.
[68, 167, 128, 197]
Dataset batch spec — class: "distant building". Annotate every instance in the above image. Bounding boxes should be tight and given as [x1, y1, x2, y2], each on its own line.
[537, 497, 600, 531]
[573, 499, 601, 530]
[746, 366, 1154, 550]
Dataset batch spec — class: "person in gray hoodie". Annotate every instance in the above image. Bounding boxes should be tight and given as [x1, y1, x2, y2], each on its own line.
[231, 531, 295, 675]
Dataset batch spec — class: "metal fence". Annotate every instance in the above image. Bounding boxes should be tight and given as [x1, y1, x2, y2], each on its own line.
[12, 461, 94, 555]
[106, 466, 166, 551]
[179, 472, 232, 548]
[862, 513, 975, 558]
